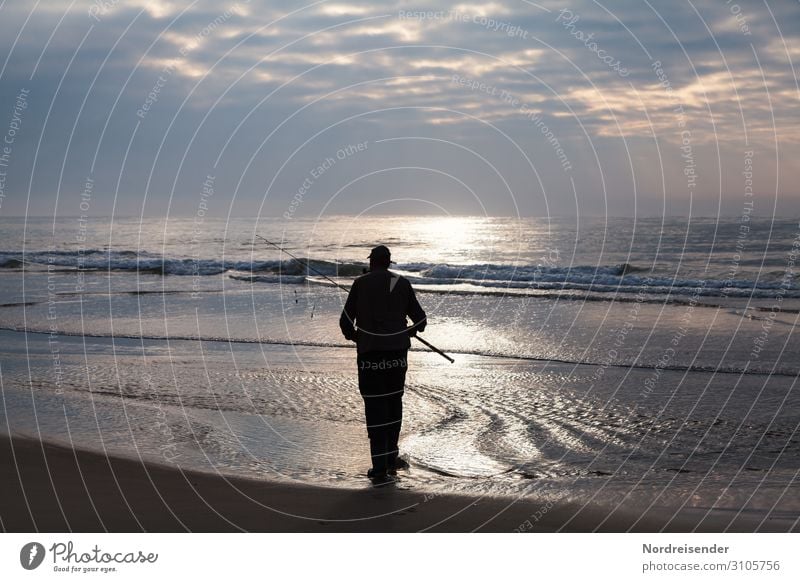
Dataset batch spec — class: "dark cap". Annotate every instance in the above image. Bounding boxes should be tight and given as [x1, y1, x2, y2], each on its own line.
[367, 245, 393, 262]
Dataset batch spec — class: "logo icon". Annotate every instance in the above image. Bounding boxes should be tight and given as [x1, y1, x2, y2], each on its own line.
[20, 542, 46, 570]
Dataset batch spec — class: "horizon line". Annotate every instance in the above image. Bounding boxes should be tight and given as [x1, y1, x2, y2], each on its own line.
[3, 213, 799, 220]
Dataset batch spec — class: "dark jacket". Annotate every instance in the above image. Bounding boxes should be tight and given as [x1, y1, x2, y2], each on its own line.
[339, 269, 426, 354]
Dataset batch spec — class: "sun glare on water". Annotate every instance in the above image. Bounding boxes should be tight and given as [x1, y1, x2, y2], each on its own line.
[404, 216, 489, 264]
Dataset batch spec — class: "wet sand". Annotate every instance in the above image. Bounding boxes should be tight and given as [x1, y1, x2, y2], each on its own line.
[0, 433, 773, 533]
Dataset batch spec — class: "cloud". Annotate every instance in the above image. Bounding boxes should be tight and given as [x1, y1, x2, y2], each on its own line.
[0, 0, 797, 217]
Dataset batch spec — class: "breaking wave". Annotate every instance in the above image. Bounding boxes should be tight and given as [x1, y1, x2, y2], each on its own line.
[4, 249, 799, 299]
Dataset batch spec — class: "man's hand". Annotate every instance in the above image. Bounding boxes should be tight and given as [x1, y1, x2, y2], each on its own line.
[344, 329, 357, 342]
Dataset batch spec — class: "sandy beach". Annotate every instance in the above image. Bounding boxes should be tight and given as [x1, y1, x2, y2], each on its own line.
[2, 433, 782, 533]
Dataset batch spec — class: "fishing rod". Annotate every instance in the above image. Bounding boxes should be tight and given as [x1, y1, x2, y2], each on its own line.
[255, 234, 454, 363]
[407, 332, 455, 364]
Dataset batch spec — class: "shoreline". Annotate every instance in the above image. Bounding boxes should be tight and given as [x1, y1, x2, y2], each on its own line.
[0, 433, 778, 533]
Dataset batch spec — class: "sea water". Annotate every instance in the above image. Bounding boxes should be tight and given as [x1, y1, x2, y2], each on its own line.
[1, 215, 798, 528]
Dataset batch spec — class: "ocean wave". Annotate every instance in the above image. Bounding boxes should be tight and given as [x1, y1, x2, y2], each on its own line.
[398, 263, 800, 298]
[0, 250, 365, 278]
[0, 258, 24, 269]
[229, 273, 308, 285]
[4, 249, 799, 299]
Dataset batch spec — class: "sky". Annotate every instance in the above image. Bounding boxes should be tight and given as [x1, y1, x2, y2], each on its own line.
[0, 0, 798, 219]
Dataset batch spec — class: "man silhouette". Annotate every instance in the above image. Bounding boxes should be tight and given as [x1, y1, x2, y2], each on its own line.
[339, 245, 427, 483]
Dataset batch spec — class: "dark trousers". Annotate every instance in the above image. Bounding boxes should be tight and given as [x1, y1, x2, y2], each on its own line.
[357, 350, 408, 472]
